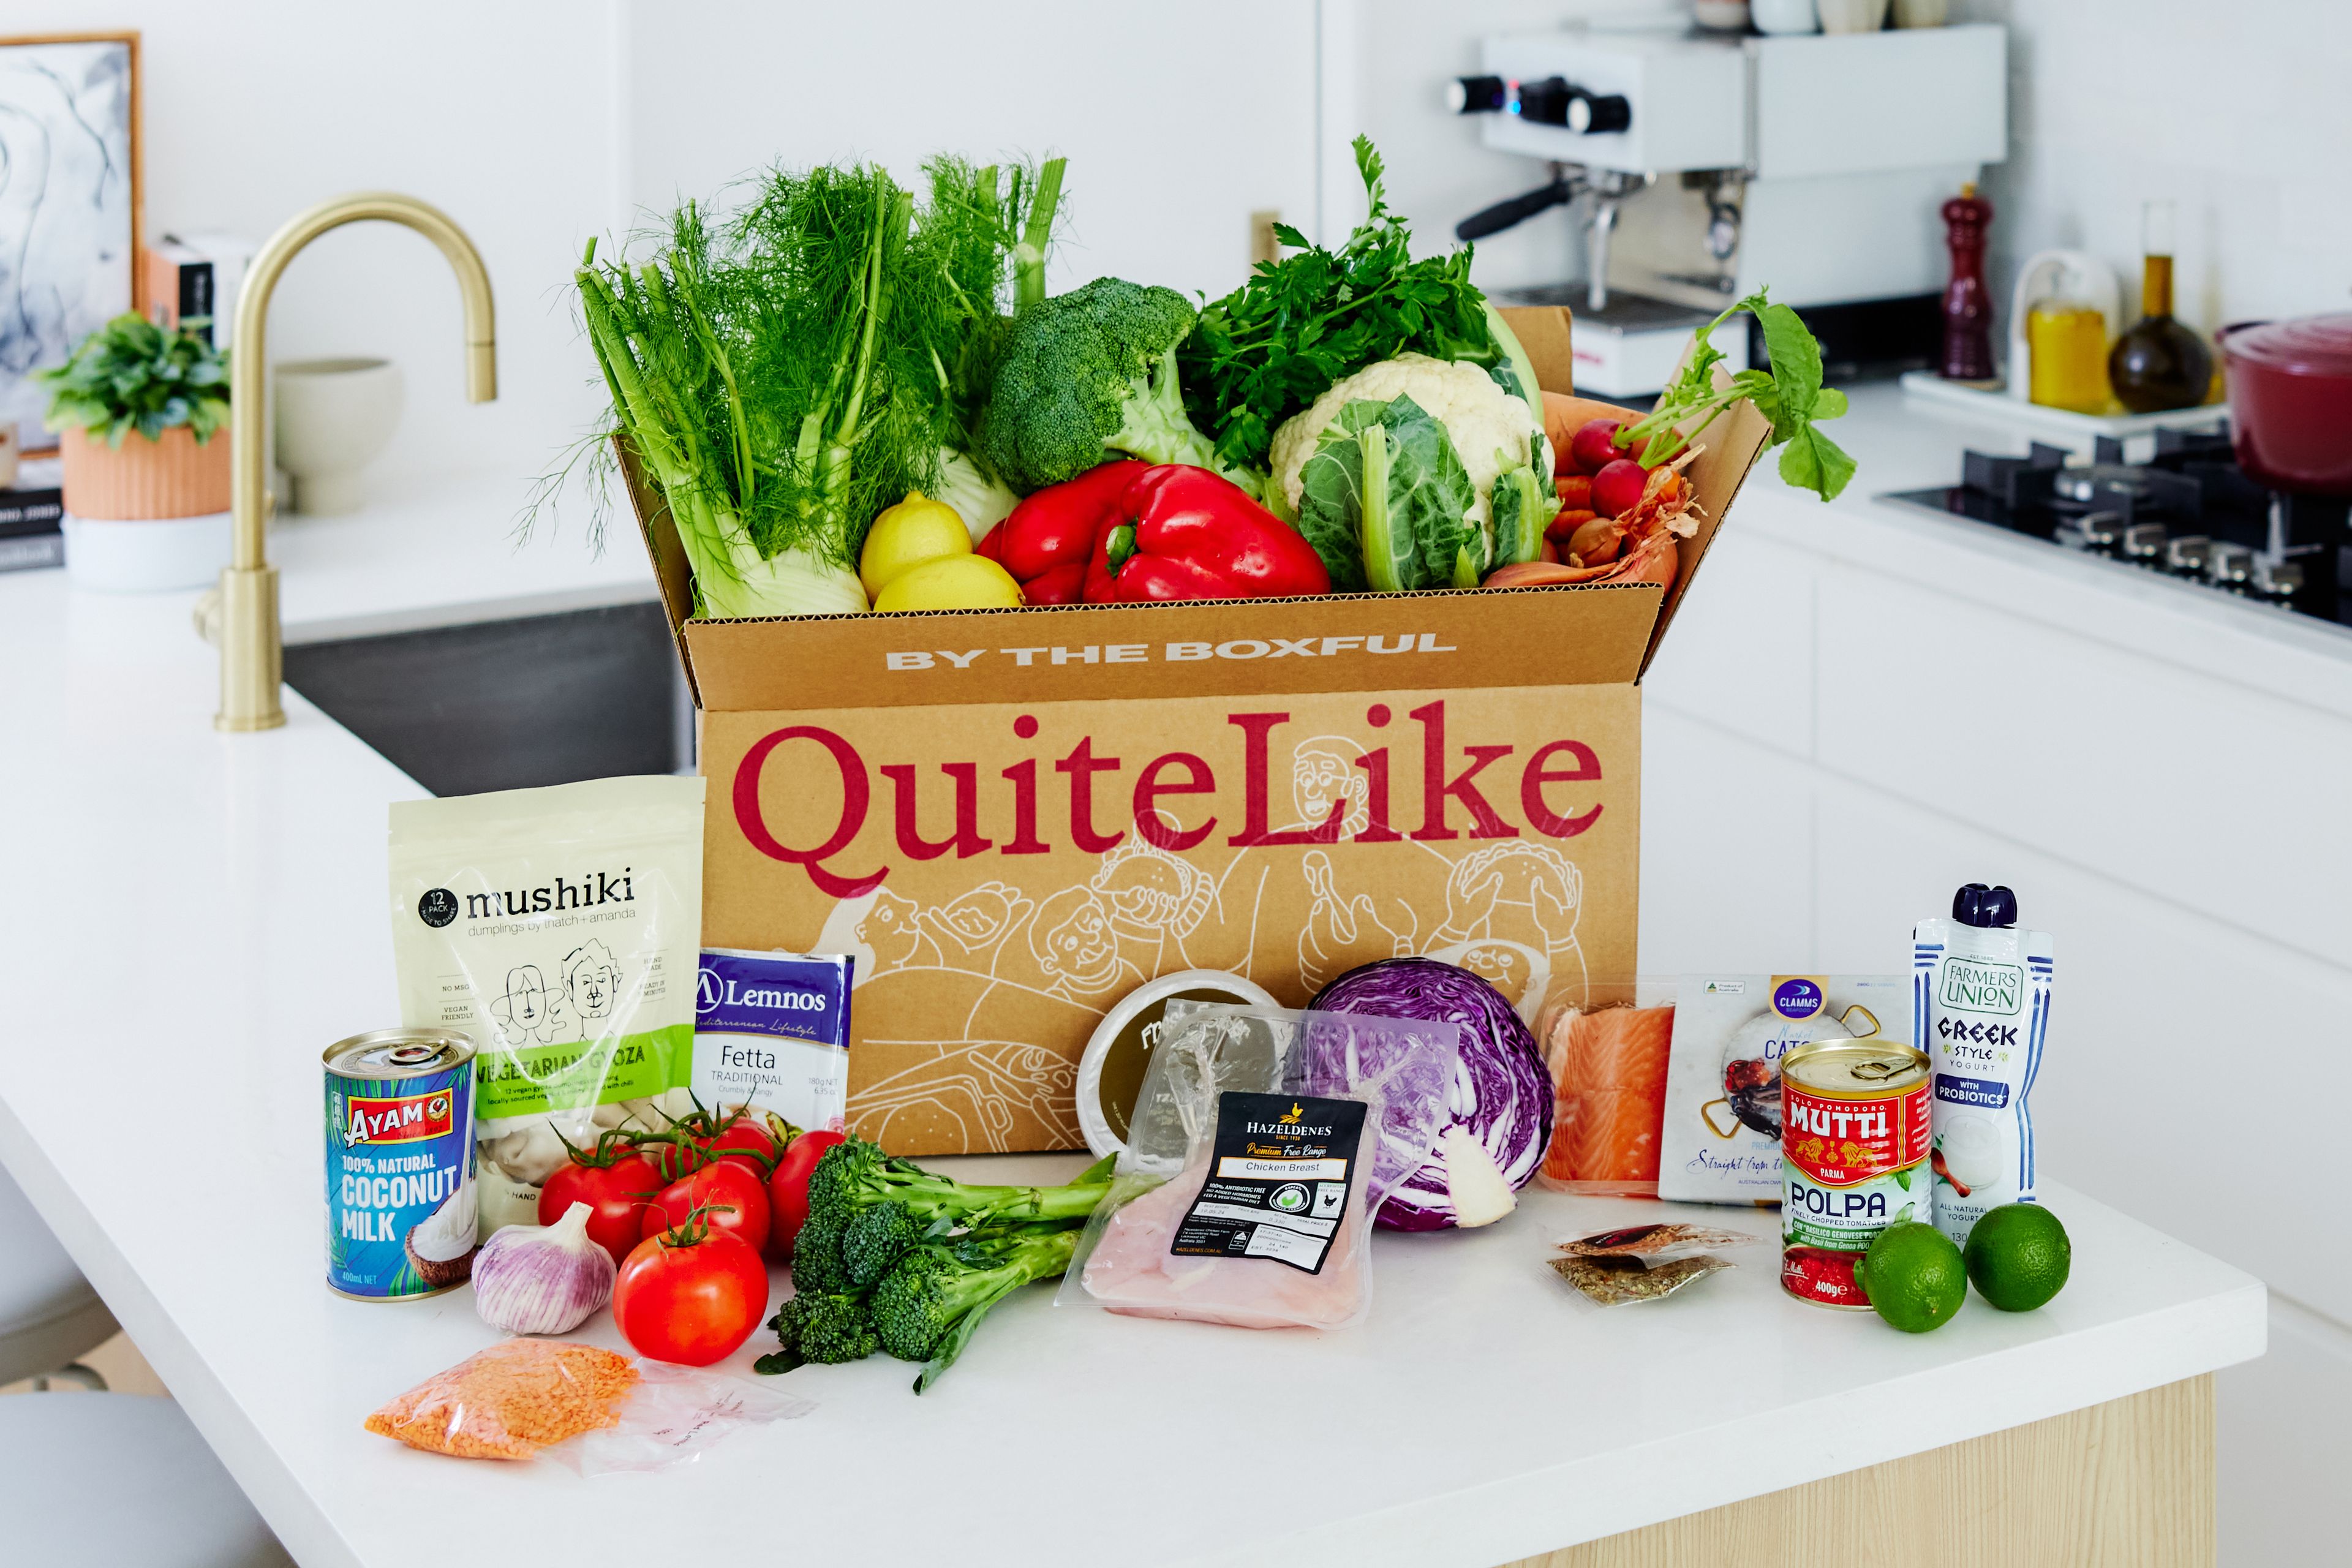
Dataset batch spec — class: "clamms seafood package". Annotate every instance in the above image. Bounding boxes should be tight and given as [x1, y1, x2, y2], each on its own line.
[1058, 1003, 1460, 1330]
[389, 776, 706, 1234]
[1654, 976, 1907, 1205]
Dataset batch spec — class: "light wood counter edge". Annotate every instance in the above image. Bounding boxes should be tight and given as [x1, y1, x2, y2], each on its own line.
[1502, 1374, 2214, 1568]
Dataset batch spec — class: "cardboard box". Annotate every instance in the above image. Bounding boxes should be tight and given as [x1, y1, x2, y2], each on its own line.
[624, 307, 1770, 1155]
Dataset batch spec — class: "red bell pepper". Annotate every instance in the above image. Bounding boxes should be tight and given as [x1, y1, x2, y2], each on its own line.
[994, 459, 1148, 606]
[1083, 465, 1330, 603]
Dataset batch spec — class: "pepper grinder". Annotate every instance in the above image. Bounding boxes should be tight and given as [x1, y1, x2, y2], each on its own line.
[1940, 182, 1996, 381]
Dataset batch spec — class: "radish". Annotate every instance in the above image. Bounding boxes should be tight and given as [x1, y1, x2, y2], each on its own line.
[1569, 417, 1645, 475]
[1591, 458, 1648, 518]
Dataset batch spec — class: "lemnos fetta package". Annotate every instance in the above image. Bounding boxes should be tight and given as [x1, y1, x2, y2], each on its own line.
[692, 949, 853, 1132]
[1653, 974, 1908, 1205]
[1915, 884, 2054, 1249]
[388, 776, 706, 1236]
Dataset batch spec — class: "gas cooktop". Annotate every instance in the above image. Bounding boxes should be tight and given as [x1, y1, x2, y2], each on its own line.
[1879, 422, 2352, 627]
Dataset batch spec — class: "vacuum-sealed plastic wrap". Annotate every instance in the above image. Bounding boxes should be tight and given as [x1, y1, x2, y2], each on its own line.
[1057, 1003, 1458, 1331]
[1537, 977, 1676, 1196]
[363, 1338, 811, 1474]
[388, 776, 706, 1235]
[1547, 1221, 1759, 1306]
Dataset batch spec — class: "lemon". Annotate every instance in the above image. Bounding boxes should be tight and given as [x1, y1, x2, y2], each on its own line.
[873, 554, 1023, 613]
[1964, 1204, 2071, 1312]
[1857, 1221, 1967, 1333]
[860, 491, 971, 598]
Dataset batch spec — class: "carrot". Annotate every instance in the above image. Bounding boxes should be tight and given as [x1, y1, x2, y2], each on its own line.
[1555, 473, 1594, 509]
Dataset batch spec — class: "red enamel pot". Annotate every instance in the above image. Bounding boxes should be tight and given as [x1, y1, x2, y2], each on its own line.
[2216, 314, 2352, 497]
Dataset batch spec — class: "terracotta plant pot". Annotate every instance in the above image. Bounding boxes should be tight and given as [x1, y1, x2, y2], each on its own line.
[59, 424, 233, 521]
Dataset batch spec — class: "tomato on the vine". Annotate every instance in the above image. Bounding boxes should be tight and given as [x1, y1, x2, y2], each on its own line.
[538, 1130, 663, 1266]
[639, 1158, 771, 1256]
[613, 1208, 769, 1366]
[766, 1128, 846, 1259]
[643, 1100, 783, 1182]
[704, 1114, 783, 1175]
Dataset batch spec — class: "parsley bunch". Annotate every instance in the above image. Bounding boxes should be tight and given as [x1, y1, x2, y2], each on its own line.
[38, 313, 231, 448]
[1620, 289, 1857, 502]
[1180, 137, 1501, 475]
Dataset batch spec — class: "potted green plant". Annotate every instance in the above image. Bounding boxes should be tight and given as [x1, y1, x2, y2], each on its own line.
[40, 312, 233, 519]
[37, 313, 234, 591]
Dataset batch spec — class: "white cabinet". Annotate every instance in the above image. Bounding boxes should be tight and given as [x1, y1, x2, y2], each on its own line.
[1643, 488, 2352, 1562]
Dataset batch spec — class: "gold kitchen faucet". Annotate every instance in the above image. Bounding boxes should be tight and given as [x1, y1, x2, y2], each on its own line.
[214, 194, 496, 732]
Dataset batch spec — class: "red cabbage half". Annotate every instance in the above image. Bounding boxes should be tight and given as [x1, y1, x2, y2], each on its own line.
[1310, 957, 1552, 1231]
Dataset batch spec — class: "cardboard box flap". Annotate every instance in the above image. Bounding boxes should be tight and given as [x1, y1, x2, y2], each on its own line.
[614, 434, 703, 708]
[1643, 391, 1772, 676]
[683, 579, 1664, 712]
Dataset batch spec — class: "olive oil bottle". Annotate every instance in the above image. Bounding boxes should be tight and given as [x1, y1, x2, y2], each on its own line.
[2108, 200, 2212, 413]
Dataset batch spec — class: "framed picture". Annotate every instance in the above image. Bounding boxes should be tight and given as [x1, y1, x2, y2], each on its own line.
[0, 31, 143, 450]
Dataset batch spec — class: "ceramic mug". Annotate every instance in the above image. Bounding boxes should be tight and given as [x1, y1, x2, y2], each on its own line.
[1751, 0, 1820, 34]
[1817, 0, 1890, 32]
[274, 357, 404, 516]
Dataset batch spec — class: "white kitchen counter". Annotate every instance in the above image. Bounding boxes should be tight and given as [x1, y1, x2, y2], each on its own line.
[0, 428, 2274, 1566]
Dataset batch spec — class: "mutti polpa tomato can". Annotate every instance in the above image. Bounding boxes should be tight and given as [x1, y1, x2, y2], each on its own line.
[324, 1029, 480, 1302]
[1780, 1038, 1932, 1310]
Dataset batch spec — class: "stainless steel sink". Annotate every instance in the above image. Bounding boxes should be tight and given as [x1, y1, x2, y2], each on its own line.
[283, 597, 692, 796]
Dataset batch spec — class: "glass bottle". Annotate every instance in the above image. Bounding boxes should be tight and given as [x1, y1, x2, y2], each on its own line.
[2107, 200, 2212, 413]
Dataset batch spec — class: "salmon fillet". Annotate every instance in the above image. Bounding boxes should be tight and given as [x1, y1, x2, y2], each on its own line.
[1543, 1005, 1674, 1186]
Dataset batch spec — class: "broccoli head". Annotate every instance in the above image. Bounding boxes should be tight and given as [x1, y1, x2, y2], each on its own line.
[788, 1209, 854, 1297]
[975, 277, 1225, 493]
[842, 1200, 934, 1287]
[755, 1288, 877, 1374]
[870, 1227, 1081, 1390]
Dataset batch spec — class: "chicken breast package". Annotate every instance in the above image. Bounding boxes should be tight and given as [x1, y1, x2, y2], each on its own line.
[1058, 1003, 1458, 1331]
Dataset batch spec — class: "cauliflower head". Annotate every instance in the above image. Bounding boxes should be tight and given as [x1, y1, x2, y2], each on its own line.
[1269, 353, 1549, 529]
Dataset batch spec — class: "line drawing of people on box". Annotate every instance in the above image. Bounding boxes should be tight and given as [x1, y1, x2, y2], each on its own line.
[562, 939, 624, 1021]
[1422, 842, 1585, 1022]
[489, 963, 578, 1046]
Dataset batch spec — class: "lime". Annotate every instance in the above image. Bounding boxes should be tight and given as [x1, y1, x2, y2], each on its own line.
[1964, 1204, 2071, 1311]
[1858, 1222, 1967, 1333]
[860, 491, 973, 598]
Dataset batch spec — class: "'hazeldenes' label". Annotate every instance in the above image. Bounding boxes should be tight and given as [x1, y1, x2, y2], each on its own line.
[1172, 1091, 1366, 1275]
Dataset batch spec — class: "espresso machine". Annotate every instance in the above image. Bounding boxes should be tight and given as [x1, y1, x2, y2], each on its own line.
[1452, 23, 2008, 397]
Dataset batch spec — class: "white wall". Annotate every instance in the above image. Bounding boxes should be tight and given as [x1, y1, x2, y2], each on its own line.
[1956, 0, 2352, 334]
[14, 1, 614, 503]
[621, 0, 1317, 307]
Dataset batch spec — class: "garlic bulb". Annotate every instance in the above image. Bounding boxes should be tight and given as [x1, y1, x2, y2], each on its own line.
[472, 1202, 616, 1335]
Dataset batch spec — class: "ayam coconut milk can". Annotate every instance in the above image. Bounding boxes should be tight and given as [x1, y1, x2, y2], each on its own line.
[324, 1029, 481, 1301]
